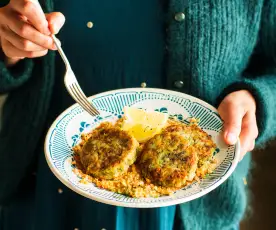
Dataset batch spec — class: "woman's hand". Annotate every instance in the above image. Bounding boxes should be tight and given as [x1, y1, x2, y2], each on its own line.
[0, 0, 65, 66]
[218, 90, 258, 160]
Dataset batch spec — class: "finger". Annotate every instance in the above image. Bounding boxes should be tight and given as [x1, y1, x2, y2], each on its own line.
[239, 129, 253, 161]
[10, 0, 50, 35]
[250, 140, 256, 152]
[218, 103, 245, 145]
[5, 13, 55, 50]
[46, 12, 65, 34]
[239, 137, 255, 162]
[0, 25, 46, 51]
[2, 39, 48, 58]
[1, 37, 24, 66]
[239, 113, 258, 160]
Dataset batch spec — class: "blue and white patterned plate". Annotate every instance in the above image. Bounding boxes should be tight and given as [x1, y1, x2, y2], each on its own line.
[44, 88, 240, 208]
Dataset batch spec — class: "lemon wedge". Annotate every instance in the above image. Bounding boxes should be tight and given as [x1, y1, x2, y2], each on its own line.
[122, 107, 168, 143]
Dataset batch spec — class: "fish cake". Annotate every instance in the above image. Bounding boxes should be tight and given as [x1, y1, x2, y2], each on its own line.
[139, 121, 216, 188]
[80, 122, 139, 179]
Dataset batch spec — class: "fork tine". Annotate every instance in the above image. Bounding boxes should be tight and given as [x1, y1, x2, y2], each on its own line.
[70, 88, 98, 116]
[68, 86, 97, 116]
[70, 84, 100, 116]
[70, 89, 97, 116]
[73, 83, 100, 115]
[71, 83, 100, 115]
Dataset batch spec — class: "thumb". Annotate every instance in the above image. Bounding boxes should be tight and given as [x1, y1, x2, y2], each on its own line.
[218, 104, 244, 145]
[46, 12, 66, 34]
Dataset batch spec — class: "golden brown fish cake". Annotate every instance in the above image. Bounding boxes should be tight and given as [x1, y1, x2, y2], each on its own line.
[79, 122, 139, 179]
[138, 129, 198, 188]
[139, 120, 216, 188]
[165, 120, 216, 177]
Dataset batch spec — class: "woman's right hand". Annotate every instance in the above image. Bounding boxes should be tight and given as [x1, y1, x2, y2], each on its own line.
[0, 0, 65, 66]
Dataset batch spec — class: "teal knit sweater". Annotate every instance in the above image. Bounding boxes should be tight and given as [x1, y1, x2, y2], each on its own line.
[1, 0, 276, 229]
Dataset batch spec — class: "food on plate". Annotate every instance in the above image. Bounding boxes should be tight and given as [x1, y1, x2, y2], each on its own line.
[138, 120, 216, 188]
[72, 107, 217, 198]
[72, 164, 177, 198]
[121, 106, 168, 142]
[78, 122, 139, 179]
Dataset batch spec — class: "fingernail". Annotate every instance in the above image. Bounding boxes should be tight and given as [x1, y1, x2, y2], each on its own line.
[52, 38, 61, 50]
[51, 41, 58, 50]
[52, 24, 61, 35]
[227, 132, 237, 145]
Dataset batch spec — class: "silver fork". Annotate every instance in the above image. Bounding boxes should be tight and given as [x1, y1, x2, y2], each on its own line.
[34, 0, 100, 116]
[51, 35, 100, 117]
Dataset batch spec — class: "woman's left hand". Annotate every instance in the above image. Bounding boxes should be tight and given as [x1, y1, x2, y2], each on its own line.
[218, 90, 258, 161]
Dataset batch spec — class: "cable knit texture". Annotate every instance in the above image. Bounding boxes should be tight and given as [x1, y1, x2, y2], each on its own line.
[0, 0, 276, 229]
[0, 59, 34, 93]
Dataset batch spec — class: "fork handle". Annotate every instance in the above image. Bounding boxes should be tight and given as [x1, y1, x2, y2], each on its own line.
[51, 35, 71, 70]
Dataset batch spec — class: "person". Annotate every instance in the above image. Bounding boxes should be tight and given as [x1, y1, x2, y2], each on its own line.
[0, 0, 275, 229]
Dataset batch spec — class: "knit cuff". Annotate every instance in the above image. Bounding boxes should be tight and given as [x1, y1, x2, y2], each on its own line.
[0, 58, 34, 94]
[216, 77, 276, 147]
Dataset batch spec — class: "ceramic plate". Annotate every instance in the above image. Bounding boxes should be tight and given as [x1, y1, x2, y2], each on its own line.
[44, 88, 240, 208]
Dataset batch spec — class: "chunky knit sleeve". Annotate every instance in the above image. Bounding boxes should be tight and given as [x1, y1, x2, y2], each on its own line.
[0, 58, 34, 93]
[217, 0, 276, 147]
[0, 0, 50, 94]
[0, 2, 34, 93]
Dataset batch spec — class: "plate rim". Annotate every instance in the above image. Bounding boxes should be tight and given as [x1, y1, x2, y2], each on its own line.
[44, 87, 241, 208]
